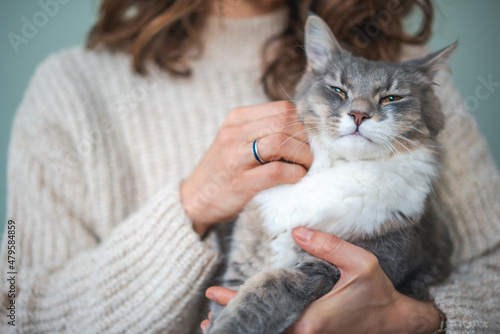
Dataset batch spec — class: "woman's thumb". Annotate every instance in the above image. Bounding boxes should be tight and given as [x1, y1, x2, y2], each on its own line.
[292, 227, 376, 271]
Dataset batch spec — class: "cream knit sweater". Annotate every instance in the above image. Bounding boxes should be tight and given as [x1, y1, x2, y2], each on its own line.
[1, 8, 499, 334]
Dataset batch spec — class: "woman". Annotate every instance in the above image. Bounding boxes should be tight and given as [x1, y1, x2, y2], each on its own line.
[1, 0, 499, 333]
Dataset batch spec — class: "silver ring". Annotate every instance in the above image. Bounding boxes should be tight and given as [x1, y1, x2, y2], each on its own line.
[252, 139, 266, 164]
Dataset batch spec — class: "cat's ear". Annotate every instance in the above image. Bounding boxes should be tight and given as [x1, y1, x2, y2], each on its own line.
[304, 15, 342, 71]
[406, 42, 458, 79]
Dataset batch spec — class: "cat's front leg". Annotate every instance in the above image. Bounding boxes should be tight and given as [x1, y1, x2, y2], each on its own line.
[206, 259, 339, 334]
[209, 266, 247, 326]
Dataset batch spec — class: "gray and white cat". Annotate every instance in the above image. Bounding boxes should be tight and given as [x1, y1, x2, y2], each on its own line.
[206, 15, 455, 334]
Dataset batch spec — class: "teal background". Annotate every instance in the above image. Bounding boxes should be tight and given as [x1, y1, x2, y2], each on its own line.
[0, 1, 499, 235]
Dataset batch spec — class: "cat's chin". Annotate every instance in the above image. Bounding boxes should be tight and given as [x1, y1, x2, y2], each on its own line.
[311, 133, 391, 164]
[341, 132, 372, 143]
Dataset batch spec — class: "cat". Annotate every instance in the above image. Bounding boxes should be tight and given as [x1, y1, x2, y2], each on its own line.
[206, 15, 455, 334]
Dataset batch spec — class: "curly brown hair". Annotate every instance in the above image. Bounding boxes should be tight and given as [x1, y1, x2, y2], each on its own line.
[87, 0, 433, 100]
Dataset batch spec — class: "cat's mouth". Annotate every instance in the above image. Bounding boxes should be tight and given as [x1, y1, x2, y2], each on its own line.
[343, 130, 373, 143]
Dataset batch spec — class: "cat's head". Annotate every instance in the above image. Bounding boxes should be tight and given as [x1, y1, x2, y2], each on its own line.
[295, 15, 457, 163]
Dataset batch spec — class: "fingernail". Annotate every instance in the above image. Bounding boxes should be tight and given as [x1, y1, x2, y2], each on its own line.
[294, 227, 313, 243]
[206, 290, 215, 301]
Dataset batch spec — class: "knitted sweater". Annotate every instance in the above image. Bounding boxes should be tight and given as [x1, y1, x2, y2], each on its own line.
[1, 8, 500, 334]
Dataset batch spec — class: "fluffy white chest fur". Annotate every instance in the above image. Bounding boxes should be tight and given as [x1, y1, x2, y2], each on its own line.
[253, 148, 439, 268]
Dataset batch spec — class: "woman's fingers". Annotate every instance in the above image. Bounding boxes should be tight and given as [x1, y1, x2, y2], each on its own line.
[247, 134, 313, 169]
[226, 106, 312, 169]
[292, 227, 379, 275]
[200, 319, 210, 333]
[224, 101, 297, 126]
[200, 311, 212, 332]
[201, 288, 238, 333]
[241, 161, 307, 193]
[239, 114, 309, 143]
[206, 286, 237, 306]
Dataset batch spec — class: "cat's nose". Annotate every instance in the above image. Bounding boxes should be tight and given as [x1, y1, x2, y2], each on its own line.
[349, 111, 371, 126]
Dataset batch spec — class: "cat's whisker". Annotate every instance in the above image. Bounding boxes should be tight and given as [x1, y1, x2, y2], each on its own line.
[270, 126, 328, 163]
[291, 69, 307, 80]
[384, 138, 419, 186]
[275, 121, 323, 132]
[378, 130, 425, 186]
[304, 128, 331, 143]
[278, 81, 297, 105]
[266, 111, 301, 117]
[258, 115, 322, 135]
[392, 137, 437, 197]
[396, 124, 427, 136]
[288, 130, 330, 179]
[289, 138, 313, 180]
[284, 129, 327, 160]
[288, 129, 329, 165]
[393, 133, 447, 149]
[370, 133, 419, 184]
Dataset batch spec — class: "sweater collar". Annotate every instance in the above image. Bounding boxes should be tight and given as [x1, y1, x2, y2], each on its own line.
[191, 7, 289, 70]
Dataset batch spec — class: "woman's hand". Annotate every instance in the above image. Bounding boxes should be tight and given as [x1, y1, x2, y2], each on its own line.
[287, 228, 442, 333]
[181, 101, 313, 236]
[203, 228, 442, 334]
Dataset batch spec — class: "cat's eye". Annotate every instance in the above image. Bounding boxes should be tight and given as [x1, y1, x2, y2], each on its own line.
[379, 95, 403, 104]
[329, 86, 348, 99]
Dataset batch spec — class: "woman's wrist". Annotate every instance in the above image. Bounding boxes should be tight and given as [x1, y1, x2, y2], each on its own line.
[180, 179, 212, 237]
[381, 293, 442, 334]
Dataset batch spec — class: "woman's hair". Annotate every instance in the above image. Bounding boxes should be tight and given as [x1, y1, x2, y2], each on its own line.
[87, 0, 433, 100]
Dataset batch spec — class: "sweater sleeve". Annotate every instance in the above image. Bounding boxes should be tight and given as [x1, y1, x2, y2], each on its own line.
[428, 69, 500, 332]
[0, 54, 221, 333]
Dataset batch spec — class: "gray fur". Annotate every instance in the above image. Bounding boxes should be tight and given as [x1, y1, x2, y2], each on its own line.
[206, 15, 455, 334]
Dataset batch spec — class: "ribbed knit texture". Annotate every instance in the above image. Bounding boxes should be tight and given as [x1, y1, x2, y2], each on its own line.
[1, 8, 499, 333]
